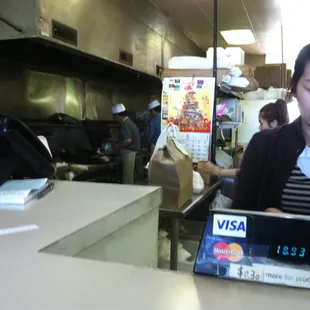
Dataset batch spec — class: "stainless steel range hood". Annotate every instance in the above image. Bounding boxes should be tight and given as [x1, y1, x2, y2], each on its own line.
[0, 0, 163, 79]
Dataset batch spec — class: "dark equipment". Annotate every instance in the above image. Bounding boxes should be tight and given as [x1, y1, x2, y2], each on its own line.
[23, 114, 149, 184]
[24, 114, 93, 162]
[0, 114, 54, 186]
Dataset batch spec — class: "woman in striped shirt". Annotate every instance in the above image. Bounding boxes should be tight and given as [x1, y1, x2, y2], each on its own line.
[233, 43, 310, 215]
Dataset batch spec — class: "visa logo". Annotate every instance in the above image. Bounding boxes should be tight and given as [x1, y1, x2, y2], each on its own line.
[212, 214, 247, 238]
[217, 220, 246, 231]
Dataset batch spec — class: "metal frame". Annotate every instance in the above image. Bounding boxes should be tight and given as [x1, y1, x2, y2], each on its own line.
[161, 0, 220, 271]
[159, 181, 222, 270]
[211, 0, 218, 164]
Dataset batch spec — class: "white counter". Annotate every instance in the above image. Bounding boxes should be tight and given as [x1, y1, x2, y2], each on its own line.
[1, 181, 310, 309]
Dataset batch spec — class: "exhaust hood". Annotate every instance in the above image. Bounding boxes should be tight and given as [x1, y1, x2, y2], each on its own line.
[0, 0, 162, 85]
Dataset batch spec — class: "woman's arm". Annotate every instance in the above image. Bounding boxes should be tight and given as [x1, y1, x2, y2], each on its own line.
[265, 208, 284, 213]
[219, 168, 239, 178]
[202, 161, 238, 179]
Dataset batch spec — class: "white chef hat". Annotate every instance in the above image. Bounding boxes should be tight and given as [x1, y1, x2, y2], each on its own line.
[112, 103, 126, 115]
[148, 100, 160, 110]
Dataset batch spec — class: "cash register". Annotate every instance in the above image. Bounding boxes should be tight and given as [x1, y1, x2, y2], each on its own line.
[0, 114, 54, 186]
[194, 209, 310, 289]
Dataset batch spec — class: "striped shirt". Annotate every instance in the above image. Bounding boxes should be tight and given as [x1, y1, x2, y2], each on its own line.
[281, 165, 310, 214]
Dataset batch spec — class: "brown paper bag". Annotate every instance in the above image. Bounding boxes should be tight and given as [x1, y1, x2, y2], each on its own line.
[148, 138, 193, 209]
[197, 162, 213, 185]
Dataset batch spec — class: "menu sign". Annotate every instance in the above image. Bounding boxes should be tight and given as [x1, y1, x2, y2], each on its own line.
[161, 77, 215, 163]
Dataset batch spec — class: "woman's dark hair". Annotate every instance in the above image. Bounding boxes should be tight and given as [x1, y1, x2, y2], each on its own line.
[290, 44, 310, 95]
[259, 99, 289, 126]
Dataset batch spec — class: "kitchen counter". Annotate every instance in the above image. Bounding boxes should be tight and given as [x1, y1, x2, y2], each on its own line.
[1, 181, 310, 309]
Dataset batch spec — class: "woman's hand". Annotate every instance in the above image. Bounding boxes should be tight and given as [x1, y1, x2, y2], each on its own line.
[265, 208, 283, 213]
[203, 161, 221, 177]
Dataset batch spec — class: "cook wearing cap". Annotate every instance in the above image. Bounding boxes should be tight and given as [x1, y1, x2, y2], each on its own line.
[148, 100, 161, 155]
[112, 103, 141, 184]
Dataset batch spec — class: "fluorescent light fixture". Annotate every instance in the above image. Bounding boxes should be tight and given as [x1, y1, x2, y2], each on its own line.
[220, 29, 255, 45]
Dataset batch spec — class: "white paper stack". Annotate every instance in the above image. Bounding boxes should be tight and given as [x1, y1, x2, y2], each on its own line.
[0, 178, 49, 208]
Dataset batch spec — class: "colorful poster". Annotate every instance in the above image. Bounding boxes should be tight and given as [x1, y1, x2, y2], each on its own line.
[161, 77, 215, 162]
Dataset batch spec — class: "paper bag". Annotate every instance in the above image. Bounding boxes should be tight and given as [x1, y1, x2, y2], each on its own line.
[148, 138, 193, 209]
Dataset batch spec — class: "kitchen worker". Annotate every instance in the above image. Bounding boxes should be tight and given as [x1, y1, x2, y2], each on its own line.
[233, 43, 310, 215]
[112, 103, 141, 184]
[203, 99, 289, 179]
[148, 100, 161, 154]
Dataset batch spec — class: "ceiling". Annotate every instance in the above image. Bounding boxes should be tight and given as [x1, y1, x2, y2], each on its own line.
[151, 0, 310, 69]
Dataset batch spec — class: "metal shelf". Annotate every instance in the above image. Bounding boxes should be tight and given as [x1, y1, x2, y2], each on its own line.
[217, 86, 243, 100]
[216, 121, 241, 129]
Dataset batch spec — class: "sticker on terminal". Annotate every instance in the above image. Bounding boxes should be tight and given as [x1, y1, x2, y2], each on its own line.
[212, 214, 247, 238]
[213, 242, 244, 263]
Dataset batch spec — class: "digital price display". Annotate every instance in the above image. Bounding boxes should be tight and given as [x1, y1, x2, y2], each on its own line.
[269, 245, 309, 263]
[194, 210, 310, 290]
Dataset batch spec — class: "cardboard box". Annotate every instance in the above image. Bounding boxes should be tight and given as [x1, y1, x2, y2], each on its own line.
[161, 65, 254, 82]
[286, 69, 292, 88]
[239, 65, 255, 77]
[226, 47, 245, 65]
[255, 63, 287, 88]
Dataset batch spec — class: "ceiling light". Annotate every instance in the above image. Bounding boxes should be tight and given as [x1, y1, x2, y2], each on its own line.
[220, 30, 255, 45]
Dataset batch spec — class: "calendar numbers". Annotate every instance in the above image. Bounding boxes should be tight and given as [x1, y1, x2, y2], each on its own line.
[179, 133, 210, 163]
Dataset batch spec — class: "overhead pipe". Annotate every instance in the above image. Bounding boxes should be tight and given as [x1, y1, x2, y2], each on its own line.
[210, 0, 218, 163]
[281, 24, 285, 87]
